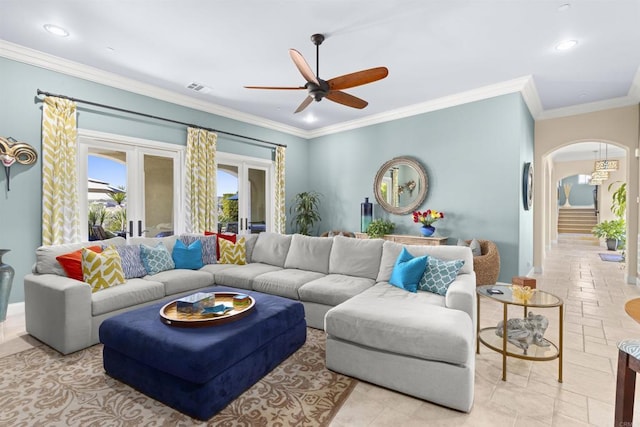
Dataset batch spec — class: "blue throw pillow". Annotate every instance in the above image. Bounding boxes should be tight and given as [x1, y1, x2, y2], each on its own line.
[419, 256, 465, 295]
[172, 239, 204, 270]
[112, 244, 147, 279]
[140, 242, 175, 275]
[389, 247, 428, 293]
[180, 234, 217, 264]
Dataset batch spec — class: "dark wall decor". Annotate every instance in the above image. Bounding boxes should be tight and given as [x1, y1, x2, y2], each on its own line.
[522, 162, 534, 211]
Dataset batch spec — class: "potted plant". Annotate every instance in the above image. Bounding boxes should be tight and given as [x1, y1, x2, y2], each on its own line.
[592, 218, 625, 251]
[289, 191, 322, 236]
[366, 219, 395, 239]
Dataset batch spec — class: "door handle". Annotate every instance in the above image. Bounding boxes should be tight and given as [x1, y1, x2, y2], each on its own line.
[245, 218, 248, 230]
[129, 221, 133, 237]
[138, 220, 143, 237]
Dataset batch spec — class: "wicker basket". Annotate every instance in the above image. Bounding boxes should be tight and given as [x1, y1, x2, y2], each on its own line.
[466, 239, 500, 286]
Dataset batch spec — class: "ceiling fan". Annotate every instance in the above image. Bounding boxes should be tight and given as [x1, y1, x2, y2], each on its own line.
[245, 34, 389, 113]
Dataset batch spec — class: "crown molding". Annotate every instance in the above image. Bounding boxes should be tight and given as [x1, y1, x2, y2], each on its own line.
[307, 76, 536, 138]
[0, 40, 309, 139]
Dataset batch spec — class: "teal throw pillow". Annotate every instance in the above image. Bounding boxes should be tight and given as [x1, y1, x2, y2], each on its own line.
[419, 256, 465, 295]
[172, 239, 204, 270]
[389, 247, 428, 293]
[140, 242, 175, 275]
[180, 234, 217, 264]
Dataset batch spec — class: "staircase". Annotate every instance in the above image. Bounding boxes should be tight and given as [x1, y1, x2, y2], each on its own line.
[557, 208, 600, 246]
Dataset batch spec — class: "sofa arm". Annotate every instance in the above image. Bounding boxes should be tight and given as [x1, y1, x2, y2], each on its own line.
[445, 273, 477, 331]
[24, 273, 93, 355]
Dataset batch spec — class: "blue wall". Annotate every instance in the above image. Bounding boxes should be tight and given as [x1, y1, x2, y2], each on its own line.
[0, 57, 308, 303]
[308, 93, 534, 282]
[1, 55, 535, 302]
[559, 176, 595, 207]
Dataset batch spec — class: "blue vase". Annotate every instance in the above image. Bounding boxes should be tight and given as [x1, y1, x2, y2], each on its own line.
[420, 225, 435, 237]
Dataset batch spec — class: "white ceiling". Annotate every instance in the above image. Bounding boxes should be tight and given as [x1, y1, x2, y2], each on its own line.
[550, 142, 627, 162]
[1, 1, 639, 139]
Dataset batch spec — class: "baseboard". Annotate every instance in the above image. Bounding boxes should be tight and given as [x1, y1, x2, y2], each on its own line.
[7, 302, 25, 317]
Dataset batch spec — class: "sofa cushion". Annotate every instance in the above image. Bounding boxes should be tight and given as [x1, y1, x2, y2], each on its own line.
[377, 241, 473, 282]
[298, 274, 375, 306]
[145, 269, 214, 295]
[56, 245, 103, 281]
[219, 237, 247, 265]
[91, 278, 165, 316]
[284, 234, 333, 274]
[329, 235, 383, 280]
[419, 257, 465, 295]
[214, 263, 282, 290]
[180, 234, 217, 264]
[252, 269, 325, 300]
[325, 283, 472, 365]
[199, 263, 240, 281]
[244, 234, 258, 263]
[140, 242, 175, 275]
[457, 238, 481, 257]
[113, 244, 147, 279]
[172, 239, 204, 270]
[82, 246, 126, 293]
[35, 237, 126, 276]
[251, 233, 292, 268]
[389, 247, 428, 293]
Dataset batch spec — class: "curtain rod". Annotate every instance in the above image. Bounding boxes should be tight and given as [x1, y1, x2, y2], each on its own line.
[36, 89, 286, 148]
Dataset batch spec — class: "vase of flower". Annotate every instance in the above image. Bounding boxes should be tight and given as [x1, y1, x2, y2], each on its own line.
[413, 209, 444, 237]
[0, 249, 15, 322]
[420, 225, 435, 237]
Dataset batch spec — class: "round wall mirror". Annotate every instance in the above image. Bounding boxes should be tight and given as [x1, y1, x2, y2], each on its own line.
[373, 157, 428, 215]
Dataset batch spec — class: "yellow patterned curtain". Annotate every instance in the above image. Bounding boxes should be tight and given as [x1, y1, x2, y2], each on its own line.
[274, 146, 286, 233]
[185, 127, 217, 233]
[41, 97, 80, 245]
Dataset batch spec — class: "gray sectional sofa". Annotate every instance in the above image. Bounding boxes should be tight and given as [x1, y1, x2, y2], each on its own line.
[24, 232, 476, 412]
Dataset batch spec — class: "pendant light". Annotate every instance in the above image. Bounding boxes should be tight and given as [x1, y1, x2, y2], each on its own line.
[594, 143, 619, 172]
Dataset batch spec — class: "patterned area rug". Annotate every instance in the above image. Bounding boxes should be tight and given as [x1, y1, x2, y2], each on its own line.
[0, 328, 356, 426]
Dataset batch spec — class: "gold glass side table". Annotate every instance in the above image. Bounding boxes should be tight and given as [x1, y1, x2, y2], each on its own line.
[476, 284, 563, 382]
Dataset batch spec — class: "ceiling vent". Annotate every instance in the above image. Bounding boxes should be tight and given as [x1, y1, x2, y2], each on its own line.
[186, 82, 214, 95]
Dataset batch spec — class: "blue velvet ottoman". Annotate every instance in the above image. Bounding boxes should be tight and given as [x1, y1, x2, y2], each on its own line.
[99, 286, 306, 420]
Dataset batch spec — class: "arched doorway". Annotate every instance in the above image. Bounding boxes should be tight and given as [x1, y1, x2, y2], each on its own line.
[539, 140, 631, 276]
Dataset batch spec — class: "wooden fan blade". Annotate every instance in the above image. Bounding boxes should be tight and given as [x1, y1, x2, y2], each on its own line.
[328, 67, 388, 91]
[289, 49, 319, 85]
[326, 91, 368, 109]
[294, 96, 313, 114]
[244, 86, 305, 90]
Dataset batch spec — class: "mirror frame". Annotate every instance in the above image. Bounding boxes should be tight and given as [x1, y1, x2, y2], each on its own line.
[373, 156, 428, 215]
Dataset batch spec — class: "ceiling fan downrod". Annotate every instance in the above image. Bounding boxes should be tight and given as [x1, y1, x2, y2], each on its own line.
[311, 33, 324, 78]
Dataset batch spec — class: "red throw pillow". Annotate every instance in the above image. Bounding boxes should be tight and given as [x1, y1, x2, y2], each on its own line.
[56, 245, 103, 281]
[204, 231, 237, 260]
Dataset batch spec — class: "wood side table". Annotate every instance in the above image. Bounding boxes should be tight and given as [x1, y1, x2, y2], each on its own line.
[354, 233, 447, 246]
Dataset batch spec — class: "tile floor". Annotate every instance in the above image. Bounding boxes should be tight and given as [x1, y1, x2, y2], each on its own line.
[1, 241, 639, 426]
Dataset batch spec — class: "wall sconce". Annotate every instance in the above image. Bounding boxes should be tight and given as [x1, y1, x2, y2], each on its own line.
[0, 136, 38, 191]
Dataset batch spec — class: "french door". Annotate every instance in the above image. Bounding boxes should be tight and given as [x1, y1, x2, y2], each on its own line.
[217, 153, 273, 235]
[78, 130, 184, 241]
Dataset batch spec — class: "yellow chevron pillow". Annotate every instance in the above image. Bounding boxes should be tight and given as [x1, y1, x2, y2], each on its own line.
[219, 236, 246, 265]
[82, 245, 125, 293]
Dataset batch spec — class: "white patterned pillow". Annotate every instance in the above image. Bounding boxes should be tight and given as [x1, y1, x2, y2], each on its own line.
[219, 237, 246, 265]
[140, 242, 175, 274]
[180, 234, 217, 264]
[107, 244, 147, 279]
[82, 246, 125, 293]
[418, 256, 465, 296]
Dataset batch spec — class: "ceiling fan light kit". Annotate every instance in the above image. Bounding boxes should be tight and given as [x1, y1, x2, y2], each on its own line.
[245, 33, 388, 113]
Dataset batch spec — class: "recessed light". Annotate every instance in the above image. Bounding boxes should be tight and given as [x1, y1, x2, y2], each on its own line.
[555, 40, 578, 51]
[43, 24, 69, 37]
[558, 3, 571, 12]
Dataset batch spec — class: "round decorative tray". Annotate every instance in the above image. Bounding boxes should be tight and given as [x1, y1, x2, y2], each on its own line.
[159, 292, 256, 328]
